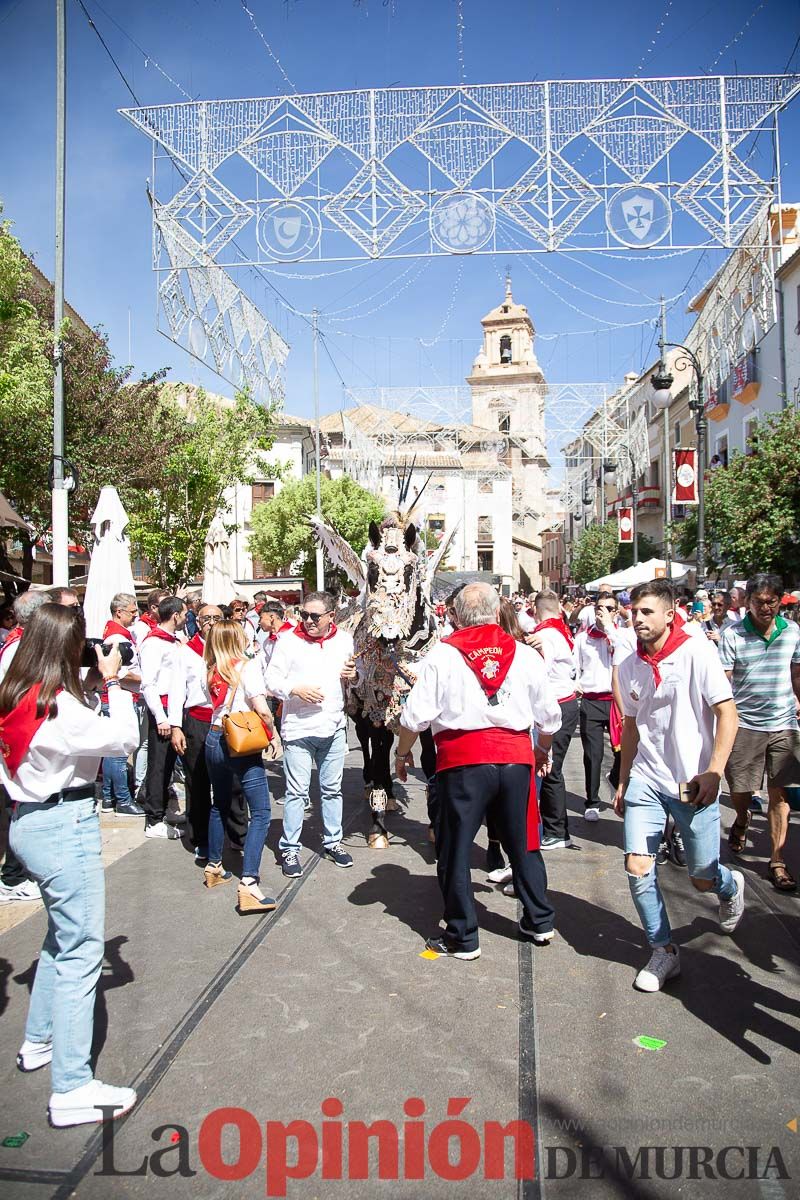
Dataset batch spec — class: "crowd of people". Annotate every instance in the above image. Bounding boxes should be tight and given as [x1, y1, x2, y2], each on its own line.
[0, 570, 798, 1127]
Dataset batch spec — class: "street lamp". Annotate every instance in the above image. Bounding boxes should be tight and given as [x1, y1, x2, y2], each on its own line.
[604, 448, 639, 565]
[649, 314, 707, 586]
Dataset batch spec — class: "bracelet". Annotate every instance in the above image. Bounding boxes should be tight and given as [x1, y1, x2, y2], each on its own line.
[105, 678, 121, 687]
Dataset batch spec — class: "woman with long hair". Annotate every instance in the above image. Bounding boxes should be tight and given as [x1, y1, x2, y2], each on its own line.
[204, 621, 277, 913]
[0, 604, 139, 1127]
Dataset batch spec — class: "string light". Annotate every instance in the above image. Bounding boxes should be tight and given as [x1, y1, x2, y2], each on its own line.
[239, 0, 298, 93]
[328, 260, 432, 322]
[455, 0, 467, 84]
[707, 0, 769, 72]
[634, 0, 674, 79]
[86, 0, 193, 98]
[419, 260, 464, 346]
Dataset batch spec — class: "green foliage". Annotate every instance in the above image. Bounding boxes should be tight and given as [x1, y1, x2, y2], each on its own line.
[249, 474, 385, 585]
[0, 217, 280, 590]
[571, 520, 659, 585]
[673, 409, 800, 580]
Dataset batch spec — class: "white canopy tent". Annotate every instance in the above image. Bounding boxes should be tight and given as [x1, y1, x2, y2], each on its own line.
[583, 558, 692, 593]
[202, 516, 236, 605]
[82, 487, 137, 639]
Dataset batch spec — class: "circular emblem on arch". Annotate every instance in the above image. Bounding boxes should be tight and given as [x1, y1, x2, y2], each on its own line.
[606, 185, 671, 248]
[257, 200, 320, 261]
[430, 191, 494, 253]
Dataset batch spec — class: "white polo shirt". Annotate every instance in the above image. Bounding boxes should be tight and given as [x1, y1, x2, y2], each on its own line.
[534, 626, 578, 703]
[617, 635, 733, 797]
[575, 625, 636, 696]
[264, 627, 354, 741]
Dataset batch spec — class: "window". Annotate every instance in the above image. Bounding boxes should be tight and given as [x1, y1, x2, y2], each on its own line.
[428, 514, 445, 535]
[477, 515, 492, 539]
[744, 416, 759, 455]
[500, 334, 512, 363]
[648, 461, 659, 488]
[673, 420, 682, 447]
[477, 548, 494, 572]
[252, 481, 275, 506]
[796, 283, 800, 334]
[498, 411, 510, 434]
[714, 434, 728, 467]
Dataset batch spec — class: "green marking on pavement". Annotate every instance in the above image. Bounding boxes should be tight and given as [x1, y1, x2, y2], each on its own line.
[2, 1132, 30, 1148]
[634, 1035, 667, 1051]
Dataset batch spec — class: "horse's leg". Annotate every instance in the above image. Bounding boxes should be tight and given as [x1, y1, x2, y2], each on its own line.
[367, 725, 393, 850]
[352, 708, 373, 799]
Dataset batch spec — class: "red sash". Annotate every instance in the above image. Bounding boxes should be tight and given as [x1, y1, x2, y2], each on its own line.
[443, 623, 516, 698]
[187, 634, 205, 657]
[636, 623, 690, 689]
[144, 627, 176, 644]
[0, 626, 23, 661]
[434, 727, 540, 850]
[0, 684, 56, 778]
[534, 616, 574, 651]
[103, 620, 132, 642]
[293, 623, 338, 645]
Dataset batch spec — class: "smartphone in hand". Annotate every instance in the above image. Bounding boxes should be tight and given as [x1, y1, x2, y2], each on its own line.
[678, 781, 699, 805]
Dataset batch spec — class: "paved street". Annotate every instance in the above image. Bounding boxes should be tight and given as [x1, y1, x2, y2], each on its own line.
[0, 730, 798, 1199]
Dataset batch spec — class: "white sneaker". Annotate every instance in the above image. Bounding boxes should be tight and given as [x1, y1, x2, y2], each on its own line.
[540, 836, 573, 850]
[487, 865, 513, 885]
[719, 870, 745, 934]
[17, 1039, 53, 1072]
[634, 946, 681, 992]
[144, 821, 179, 840]
[584, 806, 601, 822]
[0, 879, 41, 903]
[49, 1079, 137, 1127]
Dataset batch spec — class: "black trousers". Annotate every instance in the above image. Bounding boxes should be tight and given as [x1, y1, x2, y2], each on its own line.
[436, 762, 554, 951]
[540, 696, 580, 840]
[0, 786, 28, 886]
[143, 711, 177, 825]
[579, 697, 620, 806]
[182, 713, 212, 851]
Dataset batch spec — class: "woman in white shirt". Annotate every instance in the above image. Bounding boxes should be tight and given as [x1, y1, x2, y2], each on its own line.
[0, 604, 139, 1128]
[203, 621, 277, 913]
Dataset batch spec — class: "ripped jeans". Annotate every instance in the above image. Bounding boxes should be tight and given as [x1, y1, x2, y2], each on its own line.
[623, 774, 737, 947]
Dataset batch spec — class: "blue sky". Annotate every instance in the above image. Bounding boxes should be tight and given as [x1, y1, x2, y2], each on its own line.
[1, 0, 799, 423]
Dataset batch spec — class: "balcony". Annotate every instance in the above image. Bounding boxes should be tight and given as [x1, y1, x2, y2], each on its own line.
[606, 485, 661, 517]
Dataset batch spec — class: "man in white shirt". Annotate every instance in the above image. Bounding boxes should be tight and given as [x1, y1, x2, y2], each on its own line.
[574, 594, 636, 820]
[139, 596, 186, 839]
[131, 589, 169, 648]
[265, 591, 357, 877]
[512, 595, 536, 634]
[614, 579, 741, 993]
[395, 583, 562, 959]
[528, 589, 580, 850]
[168, 604, 223, 863]
[99, 592, 144, 818]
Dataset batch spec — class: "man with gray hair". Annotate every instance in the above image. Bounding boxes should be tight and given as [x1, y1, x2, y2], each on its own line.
[396, 582, 562, 959]
[0, 588, 49, 903]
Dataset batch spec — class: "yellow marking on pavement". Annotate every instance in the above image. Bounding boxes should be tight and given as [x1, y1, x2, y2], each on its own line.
[419, 949, 440, 959]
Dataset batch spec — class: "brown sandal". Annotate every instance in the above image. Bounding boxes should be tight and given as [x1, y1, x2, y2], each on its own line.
[727, 816, 750, 855]
[768, 862, 797, 892]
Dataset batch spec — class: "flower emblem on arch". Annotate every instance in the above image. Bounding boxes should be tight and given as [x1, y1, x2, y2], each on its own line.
[430, 191, 495, 253]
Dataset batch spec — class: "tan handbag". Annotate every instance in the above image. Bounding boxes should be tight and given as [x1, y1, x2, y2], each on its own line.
[221, 677, 272, 757]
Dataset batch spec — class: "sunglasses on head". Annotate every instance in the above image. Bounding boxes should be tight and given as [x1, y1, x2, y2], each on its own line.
[299, 610, 329, 623]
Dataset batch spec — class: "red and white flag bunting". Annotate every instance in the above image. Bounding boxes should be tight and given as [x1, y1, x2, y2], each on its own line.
[618, 508, 634, 543]
[673, 448, 698, 504]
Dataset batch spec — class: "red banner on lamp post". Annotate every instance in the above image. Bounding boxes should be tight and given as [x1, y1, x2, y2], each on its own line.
[618, 508, 634, 543]
[673, 448, 698, 504]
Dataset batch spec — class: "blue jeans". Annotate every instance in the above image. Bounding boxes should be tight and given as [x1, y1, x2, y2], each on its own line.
[623, 774, 737, 947]
[205, 728, 271, 880]
[10, 797, 105, 1092]
[101, 702, 132, 804]
[280, 729, 347, 853]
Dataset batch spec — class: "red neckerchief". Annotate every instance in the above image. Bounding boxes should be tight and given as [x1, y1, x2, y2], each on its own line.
[0, 684, 59, 778]
[269, 620, 293, 642]
[140, 612, 158, 629]
[145, 627, 176, 644]
[187, 633, 205, 658]
[293, 623, 338, 646]
[103, 620, 132, 641]
[0, 627, 23, 659]
[534, 616, 574, 651]
[588, 624, 613, 651]
[636, 623, 691, 689]
[443, 623, 517, 698]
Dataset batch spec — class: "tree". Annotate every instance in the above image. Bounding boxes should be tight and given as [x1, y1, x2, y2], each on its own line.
[127, 389, 279, 589]
[571, 521, 659, 585]
[249, 475, 385, 585]
[672, 408, 800, 580]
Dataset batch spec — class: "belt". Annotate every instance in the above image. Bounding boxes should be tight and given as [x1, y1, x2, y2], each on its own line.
[42, 784, 96, 806]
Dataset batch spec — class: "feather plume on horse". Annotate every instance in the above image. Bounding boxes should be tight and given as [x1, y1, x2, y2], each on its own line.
[309, 496, 456, 848]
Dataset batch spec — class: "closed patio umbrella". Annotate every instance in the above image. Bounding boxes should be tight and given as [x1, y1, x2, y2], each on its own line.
[202, 516, 235, 605]
[83, 487, 137, 639]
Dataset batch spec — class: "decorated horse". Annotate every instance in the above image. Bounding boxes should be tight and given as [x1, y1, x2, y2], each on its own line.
[310, 506, 454, 847]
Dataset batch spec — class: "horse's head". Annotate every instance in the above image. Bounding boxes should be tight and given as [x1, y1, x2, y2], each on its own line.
[363, 515, 426, 643]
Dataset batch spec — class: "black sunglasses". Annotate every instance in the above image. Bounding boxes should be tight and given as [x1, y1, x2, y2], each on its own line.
[299, 610, 329, 623]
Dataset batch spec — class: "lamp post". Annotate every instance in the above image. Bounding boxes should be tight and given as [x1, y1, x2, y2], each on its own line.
[650, 316, 707, 586]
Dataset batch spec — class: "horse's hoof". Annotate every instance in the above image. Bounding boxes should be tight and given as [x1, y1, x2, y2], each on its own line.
[368, 832, 390, 850]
